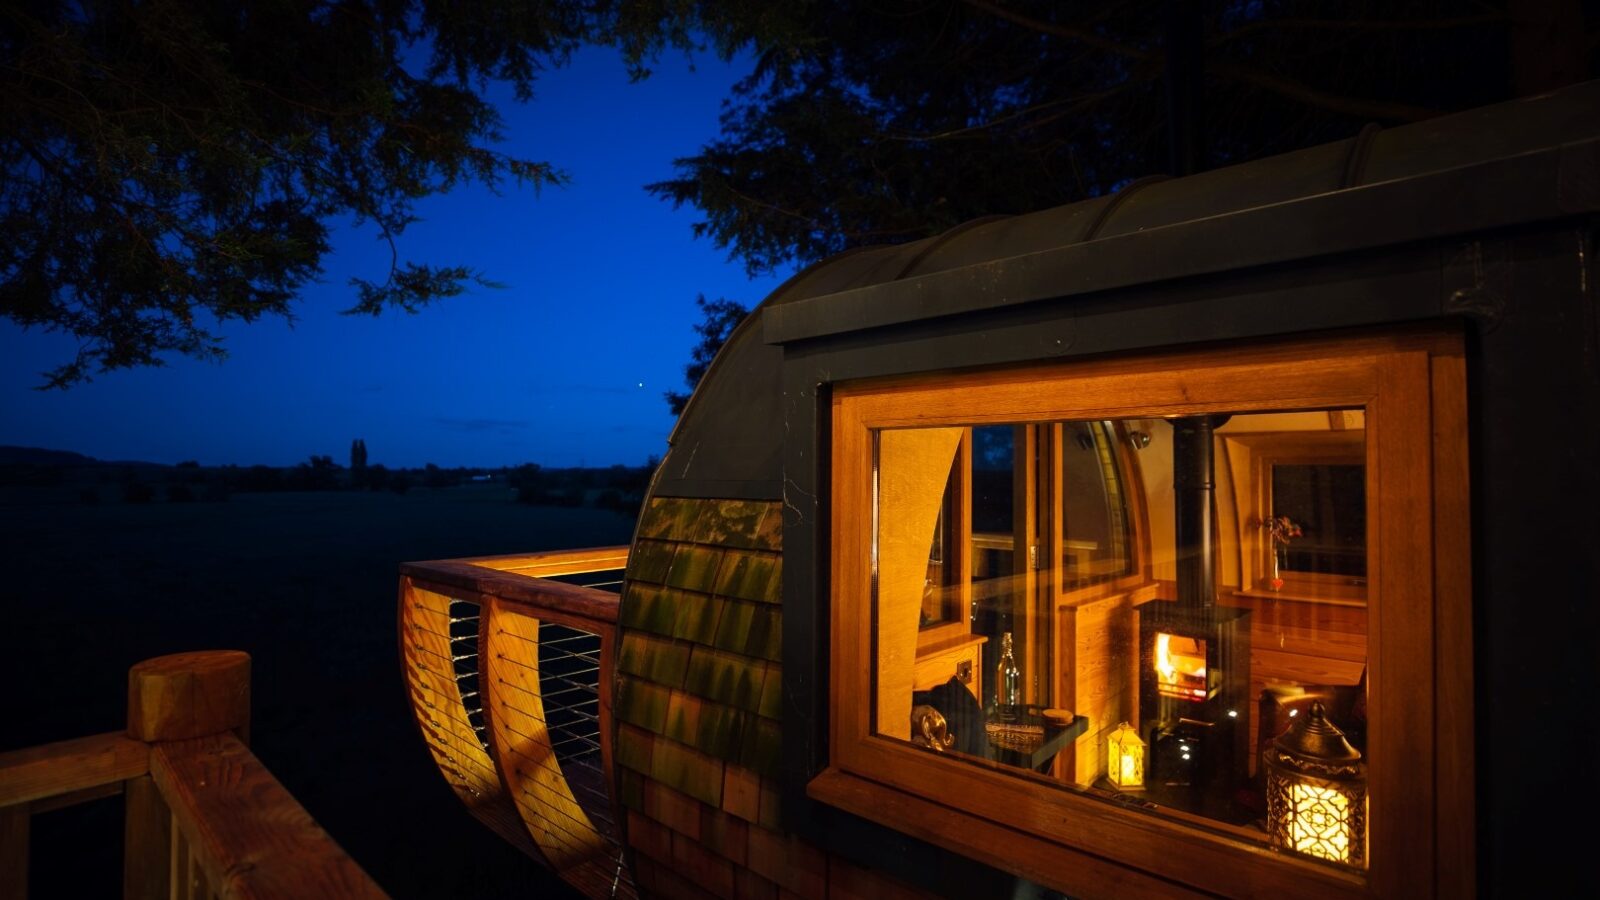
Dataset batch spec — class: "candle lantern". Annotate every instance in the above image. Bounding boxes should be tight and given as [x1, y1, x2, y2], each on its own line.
[1263, 701, 1366, 867]
[1106, 721, 1146, 791]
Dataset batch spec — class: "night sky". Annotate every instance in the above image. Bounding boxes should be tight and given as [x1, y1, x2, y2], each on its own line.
[0, 46, 795, 470]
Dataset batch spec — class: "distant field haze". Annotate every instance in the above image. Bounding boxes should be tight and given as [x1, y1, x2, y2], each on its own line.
[3, 479, 638, 898]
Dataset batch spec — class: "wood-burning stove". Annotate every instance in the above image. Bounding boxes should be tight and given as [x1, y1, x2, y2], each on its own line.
[1137, 416, 1252, 820]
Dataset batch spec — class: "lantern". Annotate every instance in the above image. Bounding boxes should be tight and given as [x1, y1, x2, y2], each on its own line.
[1263, 700, 1366, 867]
[1106, 721, 1146, 791]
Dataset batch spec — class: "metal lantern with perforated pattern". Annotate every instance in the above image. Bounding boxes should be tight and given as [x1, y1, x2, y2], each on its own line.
[1263, 701, 1367, 867]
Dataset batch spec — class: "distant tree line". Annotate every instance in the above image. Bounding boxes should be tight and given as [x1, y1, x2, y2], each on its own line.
[0, 441, 659, 515]
[507, 460, 658, 514]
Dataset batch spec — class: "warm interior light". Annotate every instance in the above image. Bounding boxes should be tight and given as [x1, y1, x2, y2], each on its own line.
[1154, 632, 1207, 700]
[1289, 783, 1351, 861]
[1106, 722, 1145, 791]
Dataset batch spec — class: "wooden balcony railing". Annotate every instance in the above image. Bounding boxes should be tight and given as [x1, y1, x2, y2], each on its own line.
[398, 546, 634, 900]
[0, 650, 387, 900]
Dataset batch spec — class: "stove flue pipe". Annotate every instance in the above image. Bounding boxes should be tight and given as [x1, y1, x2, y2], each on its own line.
[1168, 415, 1230, 610]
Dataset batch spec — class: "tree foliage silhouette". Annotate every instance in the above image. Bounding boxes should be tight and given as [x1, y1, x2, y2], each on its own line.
[648, 1, 1593, 276]
[0, 0, 740, 387]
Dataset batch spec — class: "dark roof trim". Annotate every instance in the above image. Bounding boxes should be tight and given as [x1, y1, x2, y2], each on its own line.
[763, 137, 1600, 346]
[1082, 175, 1172, 241]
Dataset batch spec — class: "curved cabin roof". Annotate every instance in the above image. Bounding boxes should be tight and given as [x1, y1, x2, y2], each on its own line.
[659, 79, 1600, 499]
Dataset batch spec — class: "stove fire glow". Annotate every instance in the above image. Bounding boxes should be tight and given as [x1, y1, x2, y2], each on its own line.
[1154, 632, 1208, 700]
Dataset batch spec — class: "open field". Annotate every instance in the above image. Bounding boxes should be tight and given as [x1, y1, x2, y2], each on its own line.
[2, 484, 638, 898]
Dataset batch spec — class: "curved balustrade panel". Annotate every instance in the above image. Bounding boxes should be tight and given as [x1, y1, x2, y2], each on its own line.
[399, 550, 636, 900]
[398, 577, 536, 856]
[483, 600, 607, 865]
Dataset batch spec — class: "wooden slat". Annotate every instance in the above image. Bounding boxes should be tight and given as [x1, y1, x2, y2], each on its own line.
[124, 774, 173, 900]
[481, 599, 609, 869]
[399, 581, 501, 798]
[0, 805, 27, 900]
[171, 818, 191, 900]
[150, 732, 388, 899]
[0, 731, 149, 808]
[397, 579, 540, 863]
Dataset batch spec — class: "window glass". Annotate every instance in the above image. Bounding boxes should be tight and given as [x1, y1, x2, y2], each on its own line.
[1271, 464, 1366, 577]
[873, 410, 1370, 870]
[1061, 421, 1134, 587]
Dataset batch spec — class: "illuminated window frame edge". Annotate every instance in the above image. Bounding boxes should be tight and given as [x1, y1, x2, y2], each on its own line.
[817, 333, 1469, 900]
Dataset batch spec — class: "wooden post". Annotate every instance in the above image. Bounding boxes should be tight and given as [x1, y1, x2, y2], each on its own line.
[127, 650, 251, 745]
[0, 805, 27, 900]
[125, 650, 249, 900]
[122, 776, 170, 900]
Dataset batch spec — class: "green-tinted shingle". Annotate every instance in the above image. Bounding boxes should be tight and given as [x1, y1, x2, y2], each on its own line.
[684, 648, 767, 713]
[668, 590, 722, 646]
[738, 716, 783, 779]
[628, 539, 677, 585]
[617, 631, 690, 688]
[695, 702, 750, 761]
[758, 665, 782, 720]
[751, 504, 783, 551]
[617, 767, 645, 812]
[694, 500, 770, 549]
[615, 677, 672, 734]
[712, 600, 758, 655]
[714, 551, 782, 605]
[638, 497, 699, 541]
[750, 607, 782, 662]
[650, 736, 724, 808]
[615, 723, 656, 776]
[619, 583, 676, 636]
[664, 544, 724, 593]
[662, 689, 703, 749]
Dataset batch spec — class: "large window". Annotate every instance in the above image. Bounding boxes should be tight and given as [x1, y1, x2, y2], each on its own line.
[814, 332, 1471, 899]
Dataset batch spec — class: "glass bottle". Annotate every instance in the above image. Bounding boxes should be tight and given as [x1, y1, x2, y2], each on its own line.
[996, 631, 1021, 709]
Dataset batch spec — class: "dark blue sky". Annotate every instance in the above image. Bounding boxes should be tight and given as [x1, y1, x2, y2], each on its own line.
[0, 46, 795, 469]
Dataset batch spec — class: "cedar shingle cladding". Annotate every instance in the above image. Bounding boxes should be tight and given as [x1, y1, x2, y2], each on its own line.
[616, 497, 793, 897]
[618, 497, 928, 899]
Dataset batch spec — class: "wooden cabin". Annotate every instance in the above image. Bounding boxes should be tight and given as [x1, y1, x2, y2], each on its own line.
[397, 81, 1599, 899]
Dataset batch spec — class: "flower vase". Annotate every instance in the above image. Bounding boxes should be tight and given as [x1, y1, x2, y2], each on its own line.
[1271, 549, 1284, 591]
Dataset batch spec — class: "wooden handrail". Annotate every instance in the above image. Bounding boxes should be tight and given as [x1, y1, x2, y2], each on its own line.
[438, 545, 631, 574]
[151, 733, 386, 899]
[401, 550, 625, 631]
[0, 650, 388, 900]
[0, 732, 149, 808]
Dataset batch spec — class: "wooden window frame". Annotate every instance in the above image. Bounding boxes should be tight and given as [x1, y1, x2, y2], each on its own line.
[811, 331, 1472, 900]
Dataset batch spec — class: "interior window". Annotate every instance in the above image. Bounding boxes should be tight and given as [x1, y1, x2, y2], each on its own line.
[1270, 463, 1366, 577]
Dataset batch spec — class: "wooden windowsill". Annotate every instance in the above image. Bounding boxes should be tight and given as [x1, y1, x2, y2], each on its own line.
[1231, 588, 1367, 608]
